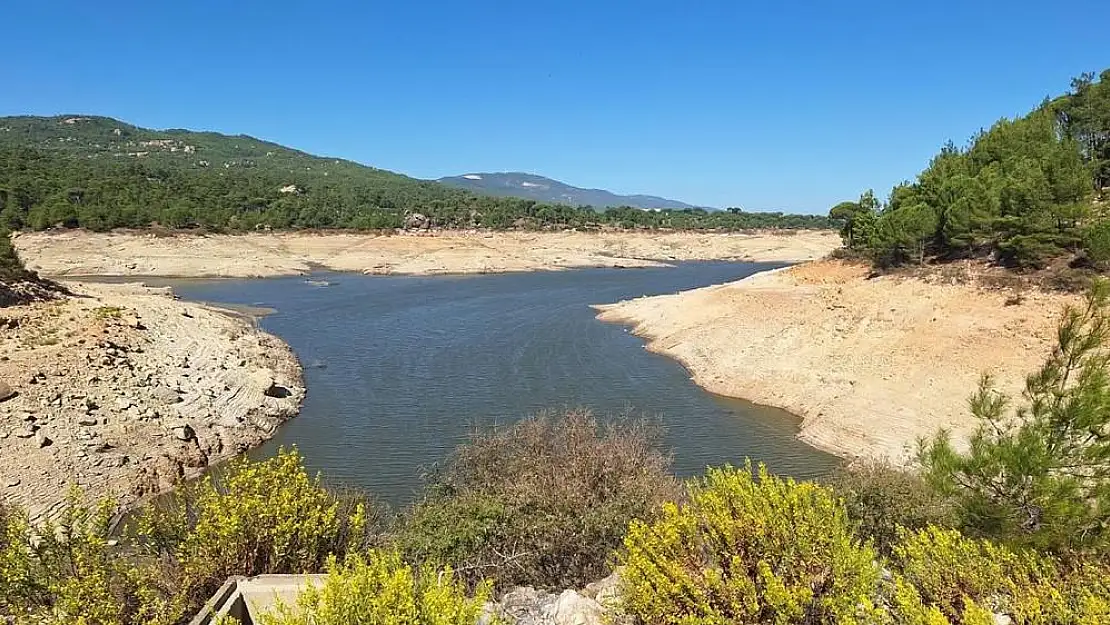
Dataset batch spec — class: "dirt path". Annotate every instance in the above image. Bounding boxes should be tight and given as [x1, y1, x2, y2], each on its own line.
[13, 230, 840, 278]
[595, 260, 1076, 463]
[0, 282, 304, 521]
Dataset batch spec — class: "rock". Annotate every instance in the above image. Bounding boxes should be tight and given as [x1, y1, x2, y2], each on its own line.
[582, 571, 621, 607]
[171, 422, 196, 441]
[993, 614, 1013, 625]
[77, 416, 99, 427]
[0, 381, 15, 402]
[550, 590, 604, 625]
[264, 382, 292, 398]
[14, 425, 37, 438]
[36, 431, 53, 448]
[404, 212, 430, 229]
[5, 478, 19, 488]
[115, 397, 133, 411]
[151, 386, 182, 405]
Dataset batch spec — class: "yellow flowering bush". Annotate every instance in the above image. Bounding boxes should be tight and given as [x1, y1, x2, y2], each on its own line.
[892, 526, 1110, 625]
[256, 550, 491, 625]
[136, 447, 376, 618]
[1, 494, 183, 625]
[618, 463, 881, 625]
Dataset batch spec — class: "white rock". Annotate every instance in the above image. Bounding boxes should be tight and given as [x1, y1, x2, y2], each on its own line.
[550, 590, 604, 625]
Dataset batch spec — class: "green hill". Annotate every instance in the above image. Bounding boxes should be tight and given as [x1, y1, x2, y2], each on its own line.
[0, 116, 833, 232]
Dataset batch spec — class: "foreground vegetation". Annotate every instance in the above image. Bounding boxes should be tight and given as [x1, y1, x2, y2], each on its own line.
[832, 69, 1110, 271]
[0, 116, 833, 232]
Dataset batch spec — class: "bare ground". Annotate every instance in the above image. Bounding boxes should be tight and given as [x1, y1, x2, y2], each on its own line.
[0, 282, 304, 521]
[595, 260, 1077, 464]
[13, 229, 841, 278]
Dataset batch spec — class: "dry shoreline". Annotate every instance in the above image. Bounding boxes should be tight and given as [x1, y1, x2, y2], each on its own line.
[0, 281, 304, 521]
[596, 260, 1076, 464]
[13, 229, 840, 278]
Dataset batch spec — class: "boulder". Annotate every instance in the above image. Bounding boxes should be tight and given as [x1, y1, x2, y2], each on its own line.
[169, 422, 196, 442]
[0, 381, 15, 402]
[549, 590, 604, 625]
[35, 431, 53, 448]
[404, 212, 430, 229]
[582, 570, 621, 608]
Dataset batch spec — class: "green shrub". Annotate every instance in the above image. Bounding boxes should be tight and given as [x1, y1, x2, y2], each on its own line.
[0, 494, 183, 625]
[891, 525, 1110, 624]
[256, 551, 490, 625]
[136, 448, 378, 618]
[826, 459, 955, 556]
[920, 281, 1110, 555]
[1082, 220, 1110, 265]
[618, 463, 881, 625]
[397, 409, 680, 590]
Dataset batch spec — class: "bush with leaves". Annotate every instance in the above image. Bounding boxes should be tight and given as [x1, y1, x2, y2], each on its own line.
[135, 448, 378, 619]
[920, 280, 1110, 554]
[826, 459, 956, 556]
[254, 550, 490, 625]
[618, 463, 881, 625]
[891, 526, 1110, 625]
[396, 409, 680, 591]
[0, 494, 183, 625]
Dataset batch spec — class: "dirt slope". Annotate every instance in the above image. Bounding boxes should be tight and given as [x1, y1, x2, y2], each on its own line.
[596, 260, 1075, 463]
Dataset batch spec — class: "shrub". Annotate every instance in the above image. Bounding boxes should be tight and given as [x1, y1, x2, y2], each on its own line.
[618, 463, 881, 624]
[825, 459, 955, 556]
[396, 409, 680, 590]
[920, 280, 1110, 554]
[1082, 219, 1110, 266]
[891, 525, 1110, 624]
[135, 448, 378, 618]
[255, 551, 490, 625]
[0, 494, 183, 625]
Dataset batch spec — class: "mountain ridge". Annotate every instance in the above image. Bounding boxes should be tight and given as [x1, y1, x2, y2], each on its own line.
[437, 172, 702, 211]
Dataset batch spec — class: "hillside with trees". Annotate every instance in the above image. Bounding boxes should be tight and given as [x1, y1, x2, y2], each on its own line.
[831, 69, 1110, 271]
[0, 116, 833, 233]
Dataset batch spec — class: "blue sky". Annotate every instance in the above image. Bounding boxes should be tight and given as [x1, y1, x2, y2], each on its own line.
[2, 1, 1106, 212]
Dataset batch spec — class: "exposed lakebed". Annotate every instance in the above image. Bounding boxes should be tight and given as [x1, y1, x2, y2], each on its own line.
[170, 262, 839, 504]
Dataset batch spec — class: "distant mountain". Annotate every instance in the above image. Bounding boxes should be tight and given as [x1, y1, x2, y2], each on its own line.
[437, 172, 701, 211]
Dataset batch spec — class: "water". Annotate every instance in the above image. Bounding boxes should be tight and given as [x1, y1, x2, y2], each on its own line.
[170, 262, 839, 504]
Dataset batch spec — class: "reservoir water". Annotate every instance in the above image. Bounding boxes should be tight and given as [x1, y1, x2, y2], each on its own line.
[171, 262, 839, 504]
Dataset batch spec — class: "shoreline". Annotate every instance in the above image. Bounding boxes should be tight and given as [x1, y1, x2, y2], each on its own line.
[595, 260, 1076, 464]
[0, 281, 305, 521]
[13, 229, 840, 279]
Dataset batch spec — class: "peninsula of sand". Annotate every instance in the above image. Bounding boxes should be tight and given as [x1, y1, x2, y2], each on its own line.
[2, 229, 835, 519]
[596, 260, 1076, 463]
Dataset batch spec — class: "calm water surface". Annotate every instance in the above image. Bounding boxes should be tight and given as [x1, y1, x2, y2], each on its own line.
[171, 262, 839, 504]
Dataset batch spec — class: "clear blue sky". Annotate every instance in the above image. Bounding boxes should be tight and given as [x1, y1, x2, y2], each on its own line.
[2, 1, 1106, 212]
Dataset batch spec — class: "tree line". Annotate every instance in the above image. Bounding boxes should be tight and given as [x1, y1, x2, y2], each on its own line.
[0, 116, 834, 233]
[831, 69, 1110, 269]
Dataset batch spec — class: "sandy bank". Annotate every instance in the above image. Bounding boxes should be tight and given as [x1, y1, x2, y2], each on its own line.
[595, 260, 1076, 463]
[0, 282, 304, 521]
[13, 229, 840, 278]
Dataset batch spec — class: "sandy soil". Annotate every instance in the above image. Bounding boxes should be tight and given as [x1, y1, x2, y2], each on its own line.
[0, 282, 304, 521]
[13, 229, 840, 278]
[595, 260, 1077, 463]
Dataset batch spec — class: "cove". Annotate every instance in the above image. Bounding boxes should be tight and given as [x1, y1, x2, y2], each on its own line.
[171, 262, 840, 505]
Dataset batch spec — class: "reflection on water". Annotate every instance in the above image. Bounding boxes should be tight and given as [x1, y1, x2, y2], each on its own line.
[170, 262, 840, 505]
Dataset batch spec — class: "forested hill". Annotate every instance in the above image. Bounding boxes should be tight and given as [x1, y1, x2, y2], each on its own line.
[437, 172, 699, 210]
[0, 116, 833, 232]
[831, 69, 1110, 271]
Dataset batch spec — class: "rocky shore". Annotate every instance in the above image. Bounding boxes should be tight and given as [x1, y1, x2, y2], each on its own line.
[596, 260, 1075, 464]
[13, 229, 840, 278]
[0, 281, 304, 521]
